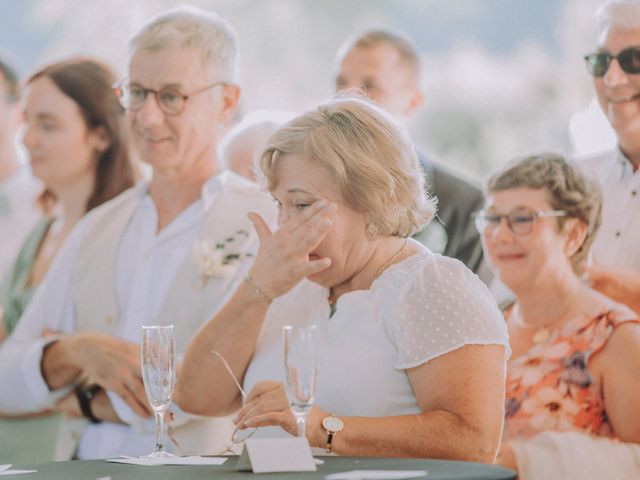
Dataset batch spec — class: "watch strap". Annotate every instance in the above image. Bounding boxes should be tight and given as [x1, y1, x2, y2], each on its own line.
[74, 384, 103, 424]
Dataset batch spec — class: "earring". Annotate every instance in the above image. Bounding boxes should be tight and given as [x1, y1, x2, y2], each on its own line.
[365, 223, 377, 238]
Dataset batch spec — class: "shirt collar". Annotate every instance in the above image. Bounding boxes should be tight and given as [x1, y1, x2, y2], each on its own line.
[615, 146, 637, 180]
[201, 169, 262, 209]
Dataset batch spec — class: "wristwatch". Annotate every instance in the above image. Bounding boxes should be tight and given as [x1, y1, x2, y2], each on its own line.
[322, 414, 344, 453]
[74, 384, 103, 424]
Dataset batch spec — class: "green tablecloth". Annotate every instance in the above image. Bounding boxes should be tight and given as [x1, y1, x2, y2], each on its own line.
[13, 456, 515, 479]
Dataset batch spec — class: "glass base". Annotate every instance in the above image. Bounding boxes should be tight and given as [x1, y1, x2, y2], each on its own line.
[145, 449, 175, 458]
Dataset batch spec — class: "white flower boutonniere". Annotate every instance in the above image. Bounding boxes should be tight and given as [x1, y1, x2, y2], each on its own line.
[192, 229, 252, 287]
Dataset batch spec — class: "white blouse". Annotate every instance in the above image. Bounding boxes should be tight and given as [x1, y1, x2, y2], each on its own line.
[243, 248, 510, 419]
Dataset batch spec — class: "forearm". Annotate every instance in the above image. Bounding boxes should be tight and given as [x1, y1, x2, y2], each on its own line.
[175, 280, 271, 416]
[311, 410, 500, 462]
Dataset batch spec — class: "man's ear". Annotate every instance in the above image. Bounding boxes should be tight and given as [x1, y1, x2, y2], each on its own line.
[402, 87, 423, 121]
[219, 83, 241, 124]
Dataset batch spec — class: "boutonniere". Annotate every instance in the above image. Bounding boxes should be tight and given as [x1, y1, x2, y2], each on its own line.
[192, 229, 252, 288]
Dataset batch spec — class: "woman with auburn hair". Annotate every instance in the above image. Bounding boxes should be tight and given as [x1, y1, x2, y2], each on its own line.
[476, 154, 640, 479]
[176, 97, 509, 462]
[0, 57, 135, 342]
[0, 57, 135, 463]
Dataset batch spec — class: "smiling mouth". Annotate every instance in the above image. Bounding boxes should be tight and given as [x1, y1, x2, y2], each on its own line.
[609, 93, 640, 103]
[497, 253, 526, 261]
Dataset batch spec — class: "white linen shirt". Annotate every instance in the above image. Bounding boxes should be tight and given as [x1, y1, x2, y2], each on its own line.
[0, 172, 255, 458]
[0, 165, 41, 277]
[243, 249, 510, 436]
[579, 148, 640, 272]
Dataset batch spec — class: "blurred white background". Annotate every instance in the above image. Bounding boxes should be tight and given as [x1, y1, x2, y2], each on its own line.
[0, 0, 617, 180]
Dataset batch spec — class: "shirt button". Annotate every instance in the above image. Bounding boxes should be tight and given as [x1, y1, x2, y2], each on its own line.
[632, 190, 637, 196]
[615, 231, 621, 237]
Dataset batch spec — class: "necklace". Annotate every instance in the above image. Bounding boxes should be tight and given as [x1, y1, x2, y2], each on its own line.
[374, 238, 408, 280]
[327, 238, 408, 318]
[510, 303, 555, 344]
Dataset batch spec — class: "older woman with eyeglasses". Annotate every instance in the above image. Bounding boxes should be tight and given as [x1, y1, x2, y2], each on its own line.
[476, 154, 640, 479]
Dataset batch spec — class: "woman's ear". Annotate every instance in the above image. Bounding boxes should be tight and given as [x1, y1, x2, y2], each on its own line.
[89, 126, 111, 153]
[563, 218, 588, 258]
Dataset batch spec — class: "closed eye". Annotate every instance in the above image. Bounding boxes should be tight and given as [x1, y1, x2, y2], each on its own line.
[510, 215, 535, 225]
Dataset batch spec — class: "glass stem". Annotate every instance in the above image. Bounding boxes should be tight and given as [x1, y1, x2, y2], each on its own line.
[155, 408, 165, 452]
[295, 413, 307, 438]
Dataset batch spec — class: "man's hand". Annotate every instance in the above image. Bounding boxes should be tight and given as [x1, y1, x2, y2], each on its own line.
[586, 264, 640, 313]
[44, 332, 152, 418]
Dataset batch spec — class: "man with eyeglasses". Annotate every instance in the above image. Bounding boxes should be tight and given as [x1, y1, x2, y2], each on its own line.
[333, 30, 491, 284]
[0, 7, 276, 459]
[578, 0, 640, 313]
[0, 59, 41, 280]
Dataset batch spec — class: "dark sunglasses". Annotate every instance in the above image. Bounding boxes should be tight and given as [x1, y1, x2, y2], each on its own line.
[584, 46, 640, 77]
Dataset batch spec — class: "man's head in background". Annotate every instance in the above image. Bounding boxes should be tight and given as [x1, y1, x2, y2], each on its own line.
[334, 30, 423, 124]
[587, 0, 640, 155]
[220, 110, 292, 182]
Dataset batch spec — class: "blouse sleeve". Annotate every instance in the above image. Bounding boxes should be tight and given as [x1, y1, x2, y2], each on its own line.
[391, 255, 510, 369]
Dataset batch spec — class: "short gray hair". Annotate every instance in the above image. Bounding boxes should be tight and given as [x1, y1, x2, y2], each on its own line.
[130, 6, 238, 82]
[336, 29, 421, 81]
[596, 0, 640, 39]
[260, 97, 435, 238]
[487, 153, 602, 274]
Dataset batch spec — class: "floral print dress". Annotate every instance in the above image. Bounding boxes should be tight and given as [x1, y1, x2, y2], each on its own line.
[503, 304, 639, 441]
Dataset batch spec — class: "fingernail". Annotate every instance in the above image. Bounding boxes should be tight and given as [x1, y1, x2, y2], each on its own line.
[244, 418, 255, 427]
[327, 203, 337, 212]
[322, 219, 332, 227]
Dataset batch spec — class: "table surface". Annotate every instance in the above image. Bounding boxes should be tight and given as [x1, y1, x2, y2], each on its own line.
[13, 456, 516, 480]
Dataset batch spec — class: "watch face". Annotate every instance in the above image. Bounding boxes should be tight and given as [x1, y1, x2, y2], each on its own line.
[322, 416, 344, 432]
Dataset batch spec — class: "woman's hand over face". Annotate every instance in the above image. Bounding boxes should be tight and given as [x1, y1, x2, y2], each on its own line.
[248, 200, 335, 300]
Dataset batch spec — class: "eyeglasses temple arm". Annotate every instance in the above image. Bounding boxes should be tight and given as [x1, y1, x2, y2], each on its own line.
[211, 350, 247, 401]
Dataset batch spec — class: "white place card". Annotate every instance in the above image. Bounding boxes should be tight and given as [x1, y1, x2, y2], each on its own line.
[325, 470, 427, 480]
[106, 456, 227, 466]
[236, 437, 317, 473]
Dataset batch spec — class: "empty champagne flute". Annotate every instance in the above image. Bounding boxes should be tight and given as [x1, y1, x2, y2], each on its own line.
[141, 325, 176, 458]
[283, 325, 317, 439]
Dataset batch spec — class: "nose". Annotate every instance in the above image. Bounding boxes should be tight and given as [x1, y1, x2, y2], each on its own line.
[135, 93, 165, 129]
[603, 58, 629, 88]
[487, 217, 514, 243]
[21, 122, 38, 152]
[277, 208, 290, 227]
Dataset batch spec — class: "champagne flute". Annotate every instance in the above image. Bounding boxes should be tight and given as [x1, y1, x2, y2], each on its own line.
[283, 325, 317, 439]
[141, 325, 176, 458]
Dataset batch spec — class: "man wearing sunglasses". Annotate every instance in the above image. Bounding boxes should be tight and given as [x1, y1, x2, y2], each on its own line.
[334, 30, 491, 284]
[0, 7, 275, 460]
[579, 0, 640, 314]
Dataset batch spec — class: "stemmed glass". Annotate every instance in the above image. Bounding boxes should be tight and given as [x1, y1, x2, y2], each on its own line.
[141, 325, 176, 458]
[283, 325, 317, 439]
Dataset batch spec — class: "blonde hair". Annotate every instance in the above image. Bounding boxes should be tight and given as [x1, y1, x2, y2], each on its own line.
[487, 153, 602, 273]
[260, 97, 435, 237]
[130, 6, 237, 82]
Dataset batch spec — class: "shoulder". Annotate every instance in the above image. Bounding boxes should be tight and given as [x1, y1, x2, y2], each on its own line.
[83, 184, 142, 222]
[381, 248, 509, 368]
[573, 149, 616, 177]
